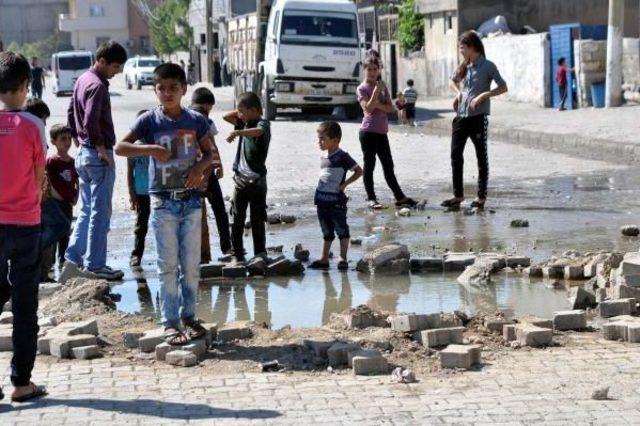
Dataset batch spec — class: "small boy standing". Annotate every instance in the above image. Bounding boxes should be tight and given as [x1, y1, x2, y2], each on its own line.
[556, 57, 569, 111]
[402, 79, 418, 127]
[127, 109, 150, 268]
[116, 63, 216, 345]
[395, 92, 407, 125]
[190, 87, 231, 263]
[0, 51, 48, 402]
[309, 121, 363, 271]
[223, 92, 271, 262]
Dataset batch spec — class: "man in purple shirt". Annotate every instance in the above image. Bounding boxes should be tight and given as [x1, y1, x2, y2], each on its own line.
[60, 41, 127, 282]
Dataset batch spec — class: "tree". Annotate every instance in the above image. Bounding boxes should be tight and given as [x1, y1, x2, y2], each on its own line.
[148, 0, 191, 55]
[398, 0, 424, 52]
[6, 34, 73, 64]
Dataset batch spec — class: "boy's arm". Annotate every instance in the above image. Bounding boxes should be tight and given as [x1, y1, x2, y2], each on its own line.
[115, 131, 172, 161]
[339, 165, 363, 192]
[227, 127, 263, 143]
[35, 166, 45, 202]
[223, 110, 240, 125]
[126, 160, 137, 210]
[184, 133, 216, 189]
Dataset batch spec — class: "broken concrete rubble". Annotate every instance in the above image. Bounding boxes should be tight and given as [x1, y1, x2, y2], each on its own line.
[294, 244, 310, 262]
[414, 327, 464, 348]
[597, 298, 636, 318]
[440, 344, 482, 369]
[356, 243, 410, 274]
[515, 324, 552, 347]
[166, 350, 198, 367]
[217, 321, 251, 342]
[553, 310, 587, 331]
[568, 287, 597, 310]
[443, 253, 476, 272]
[410, 257, 444, 272]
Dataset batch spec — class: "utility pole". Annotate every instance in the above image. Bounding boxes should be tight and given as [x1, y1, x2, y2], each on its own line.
[605, 0, 624, 107]
[206, 0, 214, 84]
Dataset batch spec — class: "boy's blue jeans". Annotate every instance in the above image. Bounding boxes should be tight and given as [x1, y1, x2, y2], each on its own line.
[65, 146, 115, 271]
[151, 194, 202, 329]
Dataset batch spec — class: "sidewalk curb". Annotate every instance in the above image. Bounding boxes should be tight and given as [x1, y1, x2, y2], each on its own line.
[421, 118, 640, 165]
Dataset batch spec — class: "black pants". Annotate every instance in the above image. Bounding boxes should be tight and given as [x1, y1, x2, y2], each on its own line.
[131, 194, 150, 259]
[451, 114, 489, 199]
[206, 174, 231, 253]
[231, 176, 267, 257]
[56, 202, 73, 267]
[559, 83, 567, 109]
[359, 131, 406, 202]
[0, 224, 41, 387]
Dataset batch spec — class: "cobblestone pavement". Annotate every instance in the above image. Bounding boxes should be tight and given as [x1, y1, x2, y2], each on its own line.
[1, 334, 639, 425]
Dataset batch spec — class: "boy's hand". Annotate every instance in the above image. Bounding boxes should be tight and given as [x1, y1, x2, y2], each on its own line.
[226, 131, 238, 143]
[215, 165, 224, 179]
[149, 145, 172, 162]
[183, 166, 205, 190]
[129, 192, 138, 211]
[97, 146, 113, 167]
[339, 183, 348, 193]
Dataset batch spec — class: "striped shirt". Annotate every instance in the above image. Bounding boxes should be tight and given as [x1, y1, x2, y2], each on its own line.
[403, 87, 418, 104]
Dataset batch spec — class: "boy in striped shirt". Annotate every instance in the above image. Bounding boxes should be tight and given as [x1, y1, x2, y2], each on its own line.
[402, 79, 418, 127]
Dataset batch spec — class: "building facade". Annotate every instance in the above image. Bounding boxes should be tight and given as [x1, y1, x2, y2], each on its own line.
[0, 0, 69, 46]
[59, 0, 130, 52]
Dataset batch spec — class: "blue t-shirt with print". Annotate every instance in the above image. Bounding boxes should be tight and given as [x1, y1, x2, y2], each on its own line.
[314, 148, 358, 207]
[130, 107, 209, 193]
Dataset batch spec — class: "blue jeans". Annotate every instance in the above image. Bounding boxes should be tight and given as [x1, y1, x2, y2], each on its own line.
[41, 198, 72, 250]
[317, 204, 350, 242]
[64, 146, 115, 271]
[151, 195, 202, 328]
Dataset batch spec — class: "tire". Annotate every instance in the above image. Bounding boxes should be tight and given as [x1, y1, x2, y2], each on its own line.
[345, 103, 362, 120]
[262, 77, 276, 121]
[136, 78, 142, 90]
[126, 77, 132, 90]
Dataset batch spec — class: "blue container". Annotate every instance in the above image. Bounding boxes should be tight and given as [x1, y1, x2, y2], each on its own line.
[590, 82, 605, 108]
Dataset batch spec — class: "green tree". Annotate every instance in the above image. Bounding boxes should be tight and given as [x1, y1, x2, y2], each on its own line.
[6, 34, 73, 64]
[398, 0, 424, 52]
[149, 0, 191, 55]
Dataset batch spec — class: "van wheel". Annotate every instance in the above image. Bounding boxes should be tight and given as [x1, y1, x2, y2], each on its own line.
[136, 78, 142, 90]
[126, 78, 132, 90]
[262, 77, 276, 121]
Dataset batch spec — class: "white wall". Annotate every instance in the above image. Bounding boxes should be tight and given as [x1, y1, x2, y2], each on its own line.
[483, 33, 550, 107]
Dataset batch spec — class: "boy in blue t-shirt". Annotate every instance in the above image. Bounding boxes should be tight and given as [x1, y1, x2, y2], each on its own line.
[127, 109, 150, 268]
[115, 64, 218, 345]
[309, 121, 362, 271]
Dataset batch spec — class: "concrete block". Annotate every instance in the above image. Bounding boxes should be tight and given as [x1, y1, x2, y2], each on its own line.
[584, 262, 598, 278]
[621, 254, 640, 275]
[597, 299, 636, 318]
[200, 263, 224, 279]
[611, 284, 640, 300]
[50, 334, 98, 359]
[410, 257, 443, 272]
[183, 338, 208, 358]
[627, 324, 640, 343]
[217, 321, 251, 342]
[266, 258, 304, 276]
[543, 266, 565, 279]
[443, 253, 476, 272]
[506, 256, 531, 268]
[347, 349, 382, 368]
[71, 345, 101, 360]
[64, 319, 99, 336]
[564, 266, 584, 280]
[246, 258, 267, 276]
[569, 287, 596, 310]
[38, 316, 58, 328]
[327, 343, 359, 367]
[553, 310, 587, 331]
[304, 339, 336, 359]
[515, 324, 552, 347]
[415, 327, 464, 348]
[222, 265, 247, 278]
[602, 321, 629, 341]
[352, 355, 387, 375]
[503, 324, 516, 341]
[524, 266, 543, 278]
[123, 332, 143, 349]
[595, 288, 608, 303]
[166, 350, 198, 367]
[484, 318, 514, 334]
[519, 316, 553, 329]
[0, 328, 12, 351]
[389, 314, 421, 332]
[439, 344, 482, 369]
[0, 312, 13, 324]
[155, 342, 176, 361]
[139, 328, 166, 353]
[621, 274, 640, 288]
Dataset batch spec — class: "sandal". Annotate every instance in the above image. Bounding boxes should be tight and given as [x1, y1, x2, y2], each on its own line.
[309, 260, 330, 270]
[395, 197, 417, 208]
[11, 383, 47, 403]
[164, 328, 189, 346]
[183, 319, 206, 340]
[441, 198, 463, 208]
[470, 199, 486, 209]
[367, 200, 385, 210]
[337, 260, 349, 271]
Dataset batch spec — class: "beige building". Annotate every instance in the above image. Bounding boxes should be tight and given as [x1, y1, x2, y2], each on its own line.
[59, 0, 129, 51]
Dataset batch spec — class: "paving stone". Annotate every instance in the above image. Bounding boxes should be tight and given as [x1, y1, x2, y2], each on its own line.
[246, 258, 267, 276]
[123, 332, 144, 349]
[503, 324, 516, 341]
[621, 253, 640, 275]
[484, 317, 514, 334]
[595, 287, 608, 303]
[564, 265, 585, 280]
[63, 319, 99, 336]
[515, 324, 552, 347]
[439, 344, 482, 369]
[519, 316, 554, 329]
[597, 298, 636, 318]
[524, 266, 543, 278]
[553, 310, 587, 331]
[200, 263, 224, 279]
[222, 265, 247, 278]
[327, 343, 360, 367]
[410, 257, 444, 272]
[304, 339, 336, 359]
[183, 338, 208, 357]
[356, 244, 410, 274]
[139, 328, 166, 352]
[543, 266, 565, 279]
[50, 334, 98, 359]
[611, 284, 640, 300]
[506, 256, 531, 268]
[38, 316, 58, 328]
[71, 345, 101, 360]
[584, 262, 598, 278]
[602, 321, 629, 341]
[352, 354, 388, 375]
[390, 314, 438, 332]
[569, 287, 597, 310]
[414, 327, 464, 348]
[155, 342, 176, 361]
[627, 324, 640, 343]
[0, 312, 13, 324]
[443, 253, 476, 272]
[0, 328, 12, 351]
[347, 349, 382, 368]
[165, 350, 198, 367]
[266, 258, 304, 276]
[217, 321, 251, 342]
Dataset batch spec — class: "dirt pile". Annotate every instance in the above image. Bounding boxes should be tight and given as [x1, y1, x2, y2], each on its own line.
[40, 278, 116, 320]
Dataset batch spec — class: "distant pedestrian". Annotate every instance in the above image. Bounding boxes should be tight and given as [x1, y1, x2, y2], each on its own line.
[357, 50, 416, 210]
[556, 57, 571, 111]
[0, 50, 48, 403]
[395, 92, 407, 125]
[223, 92, 271, 262]
[309, 121, 362, 271]
[190, 87, 231, 263]
[442, 31, 508, 211]
[127, 109, 150, 268]
[59, 41, 128, 282]
[30, 57, 45, 99]
[402, 79, 418, 126]
[115, 63, 216, 345]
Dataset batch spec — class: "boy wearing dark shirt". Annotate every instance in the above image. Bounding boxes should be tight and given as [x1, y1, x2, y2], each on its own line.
[223, 92, 271, 262]
[127, 110, 150, 268]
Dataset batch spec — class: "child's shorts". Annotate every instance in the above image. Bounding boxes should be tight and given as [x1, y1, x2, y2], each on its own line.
[405, 103, 416, 119]
[317, 204, 350, 242]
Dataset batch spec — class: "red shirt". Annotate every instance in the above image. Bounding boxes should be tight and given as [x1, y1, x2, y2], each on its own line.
[556, 64, 568, 86]
[0, 111, 46, 225]
[46, 155, 78, 204]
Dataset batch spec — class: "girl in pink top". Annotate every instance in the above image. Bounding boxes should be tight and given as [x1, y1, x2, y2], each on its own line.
[357, 50, 415, 209]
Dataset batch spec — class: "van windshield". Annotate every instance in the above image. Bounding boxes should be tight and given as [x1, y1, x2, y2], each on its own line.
[58, 56, 92, 70]
[138, 60, 160, 68]
[281, 11, 358, 47]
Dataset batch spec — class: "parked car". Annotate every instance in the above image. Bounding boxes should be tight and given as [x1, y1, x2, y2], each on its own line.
[123, 56, 161, 90]
[51, 51, 94, 96]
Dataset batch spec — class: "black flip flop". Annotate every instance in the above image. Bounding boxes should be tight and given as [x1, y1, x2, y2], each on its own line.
[337, 261, 349, 271]
[309, 260, 330, 270]
[183, 319, 206, 340]
[470, 200, 486, 209]
[395, 198, 417, 208]
[11, 383, 47, 403]
[441, 198, 462, 208]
